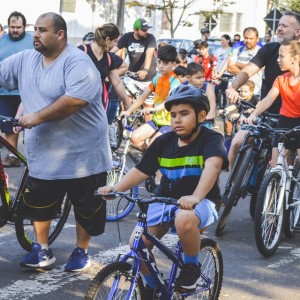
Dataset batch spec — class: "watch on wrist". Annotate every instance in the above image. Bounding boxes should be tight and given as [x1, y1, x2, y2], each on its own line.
[142, 67, 149, 72]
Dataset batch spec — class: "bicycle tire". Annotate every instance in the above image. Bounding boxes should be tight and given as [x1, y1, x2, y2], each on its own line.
[249, 160, 271, 219]
[255, 172, 284, 257]
[215, 147, 254, 236]
[197, 238, 223, 300]
[85, 261, 144, 300]
[15, 194, 72, 252]
[106, 164, 137, 222]
[284, 158, 300, 238]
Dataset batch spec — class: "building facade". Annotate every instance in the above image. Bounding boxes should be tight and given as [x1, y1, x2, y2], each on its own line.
[0, 0, 278, 45]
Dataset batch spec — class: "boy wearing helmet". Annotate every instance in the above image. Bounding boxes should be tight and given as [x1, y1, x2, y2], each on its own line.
[99, 85, 227, 292]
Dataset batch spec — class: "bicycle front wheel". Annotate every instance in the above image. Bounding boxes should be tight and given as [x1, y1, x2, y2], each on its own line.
[15, 194, 71, 252]
[255, 172, 284, 257]
[85, 261, 144, 300]
[284, 159, 300, 238]
[196, 238, 223, 300]
[215, 147, 254, 235]
[106, 165, 137, 222]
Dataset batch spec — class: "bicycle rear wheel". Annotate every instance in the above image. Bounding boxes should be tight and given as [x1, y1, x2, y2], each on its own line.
[85, 261, 144, 300]
[196, 238, 223, 300]
[255, 172, 284, 257]
[215, 147, 254, 235]
[106, 164, 137, 222]
[15, 194, 72, 252]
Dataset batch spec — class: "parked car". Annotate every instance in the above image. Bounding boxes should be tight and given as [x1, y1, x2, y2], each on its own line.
[157, 38, 194, 53]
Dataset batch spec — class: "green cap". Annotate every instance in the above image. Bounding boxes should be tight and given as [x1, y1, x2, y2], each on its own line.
[133, 18, 152, 30]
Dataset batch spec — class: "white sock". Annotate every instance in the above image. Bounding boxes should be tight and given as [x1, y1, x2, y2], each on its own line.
[40, 243, 49, 250]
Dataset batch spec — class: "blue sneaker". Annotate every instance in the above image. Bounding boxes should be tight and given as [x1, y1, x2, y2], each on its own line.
[64, 247, 91, 272]
[20, 243, 56, 268]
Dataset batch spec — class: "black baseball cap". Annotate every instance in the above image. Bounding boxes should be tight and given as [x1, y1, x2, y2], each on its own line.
[200, 27, 210, 34]
[133, 18, 152, 31]
[82, 32, 94, 42]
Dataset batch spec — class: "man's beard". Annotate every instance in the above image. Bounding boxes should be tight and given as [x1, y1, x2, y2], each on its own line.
[277, 34, 294, 44]
[9, 31, 25, 41]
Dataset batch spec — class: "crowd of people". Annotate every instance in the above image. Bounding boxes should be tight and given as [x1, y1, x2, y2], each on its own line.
[0, 8, 300, 295]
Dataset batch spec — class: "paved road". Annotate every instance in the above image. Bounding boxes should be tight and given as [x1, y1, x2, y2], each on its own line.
[0, 139, 300, 299]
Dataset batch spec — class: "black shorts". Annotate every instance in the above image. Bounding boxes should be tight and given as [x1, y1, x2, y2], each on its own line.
[21, 172, 107, 236]
[272, 115, 300, 149]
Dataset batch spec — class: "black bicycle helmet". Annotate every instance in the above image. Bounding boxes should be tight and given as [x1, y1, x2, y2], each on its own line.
[200, 27, 210, 34]
[165, 84, 210, 113]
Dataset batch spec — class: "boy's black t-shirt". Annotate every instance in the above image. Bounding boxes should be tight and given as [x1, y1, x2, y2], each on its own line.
[250, 42, 283, 114]
[136, 127, 228, 203]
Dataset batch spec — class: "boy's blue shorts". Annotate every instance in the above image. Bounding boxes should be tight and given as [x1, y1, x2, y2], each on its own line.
[146, 198, 218, 230]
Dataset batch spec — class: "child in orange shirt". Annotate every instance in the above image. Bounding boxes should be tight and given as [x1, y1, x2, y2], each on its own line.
[246, 40, 300, 166]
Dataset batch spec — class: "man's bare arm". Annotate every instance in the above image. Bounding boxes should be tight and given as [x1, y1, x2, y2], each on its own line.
[19, 95, 87, 128]
[226, 62, 261, 102]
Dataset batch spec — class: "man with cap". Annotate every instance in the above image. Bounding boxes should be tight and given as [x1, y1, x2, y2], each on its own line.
[112, 18, 157, 84]
[200, 27, 210, 41]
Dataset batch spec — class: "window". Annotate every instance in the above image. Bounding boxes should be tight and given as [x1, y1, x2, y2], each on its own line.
[236, 13, 243, 33]
[220, 13, 232, 32]
[60, 0, 76, 13]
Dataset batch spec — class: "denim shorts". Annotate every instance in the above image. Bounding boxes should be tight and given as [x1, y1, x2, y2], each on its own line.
[147, 198, 218, 230]
[147, 120, 172, 134]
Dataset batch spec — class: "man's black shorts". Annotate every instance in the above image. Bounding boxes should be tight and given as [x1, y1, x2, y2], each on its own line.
[21, 172, 107, 236]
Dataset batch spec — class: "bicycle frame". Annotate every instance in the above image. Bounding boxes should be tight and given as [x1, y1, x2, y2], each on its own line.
[226, 128, 270, 199]
[269, 142, 296, 215]
[113, 212, 212, 300]
[0, 135, 28, 226]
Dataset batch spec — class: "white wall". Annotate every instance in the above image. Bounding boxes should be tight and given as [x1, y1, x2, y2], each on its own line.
[0, 0, 60, 26]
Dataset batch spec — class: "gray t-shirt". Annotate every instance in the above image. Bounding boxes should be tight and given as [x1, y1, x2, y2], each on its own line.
[230, 45, 263, 95]
[0, 44, 112, 179]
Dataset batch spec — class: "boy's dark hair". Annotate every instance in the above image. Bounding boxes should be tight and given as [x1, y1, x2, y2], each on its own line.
[173, 65, 187, 77]
[157, 44, 177, 62]
[186, 62, 205, 76]
[198, 41, 208, 49]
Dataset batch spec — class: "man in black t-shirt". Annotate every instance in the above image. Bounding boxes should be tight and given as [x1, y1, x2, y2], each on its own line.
[226, 11, 300, 114]
[112, 18, 157, 83]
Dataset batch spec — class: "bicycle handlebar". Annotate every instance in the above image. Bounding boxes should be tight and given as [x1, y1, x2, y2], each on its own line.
[0, 115, 20, 127]
[95, 191, 178, 206]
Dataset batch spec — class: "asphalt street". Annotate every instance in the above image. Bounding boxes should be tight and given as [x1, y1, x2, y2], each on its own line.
[0, 135, 300, 299]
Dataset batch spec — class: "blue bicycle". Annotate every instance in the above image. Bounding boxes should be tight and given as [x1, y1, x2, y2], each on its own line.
[86, 192, 223, 300]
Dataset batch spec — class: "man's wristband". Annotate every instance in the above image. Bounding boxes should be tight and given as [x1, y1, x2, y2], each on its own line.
[142, 67, 149, 72]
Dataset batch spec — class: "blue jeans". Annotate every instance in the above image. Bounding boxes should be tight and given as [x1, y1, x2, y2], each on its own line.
[106, 100, 119, 125]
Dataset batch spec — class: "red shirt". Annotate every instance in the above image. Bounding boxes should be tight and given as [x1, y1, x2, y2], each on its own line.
[194, 54, 217, 81]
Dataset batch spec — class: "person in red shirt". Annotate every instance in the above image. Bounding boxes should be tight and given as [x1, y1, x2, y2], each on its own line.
[194, 41, 217, 81]
[245, 39, 300, 167]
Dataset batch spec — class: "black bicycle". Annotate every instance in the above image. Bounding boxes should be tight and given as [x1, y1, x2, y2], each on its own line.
[215, 109, 279, 236]
[0, 116, 71, 251]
